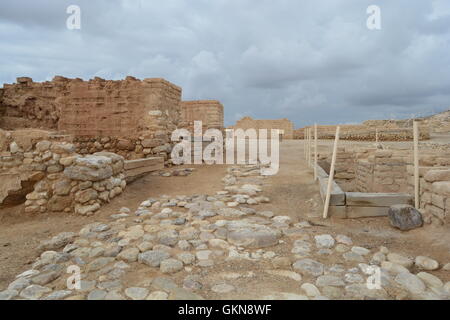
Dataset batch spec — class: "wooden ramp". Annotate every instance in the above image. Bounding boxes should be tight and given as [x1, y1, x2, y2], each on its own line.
[124, 157, 164, 183]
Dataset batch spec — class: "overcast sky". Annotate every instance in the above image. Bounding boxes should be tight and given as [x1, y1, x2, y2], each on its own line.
[1, 0, 450, 128]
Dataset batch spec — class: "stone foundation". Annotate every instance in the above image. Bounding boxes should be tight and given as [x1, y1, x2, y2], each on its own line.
[0, 129, 126, 215]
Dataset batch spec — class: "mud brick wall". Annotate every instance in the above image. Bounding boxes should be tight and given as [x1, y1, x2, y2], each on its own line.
[0, 129, 126, 215]
[180, 100, 224, 133]
[231, 117, 294, 139]
[1, 76, 182, 161]
[58, 77, 181, 138]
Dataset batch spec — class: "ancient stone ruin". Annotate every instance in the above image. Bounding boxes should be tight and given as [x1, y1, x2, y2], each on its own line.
[0, 77, 449, 301]
[180, 100, 224, 133]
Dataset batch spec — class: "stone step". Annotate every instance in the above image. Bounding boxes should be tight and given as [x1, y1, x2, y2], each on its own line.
[346, 192, 413, 207]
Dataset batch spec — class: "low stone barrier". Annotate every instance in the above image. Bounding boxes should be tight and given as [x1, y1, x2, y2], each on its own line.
[316, 164, 413, 218]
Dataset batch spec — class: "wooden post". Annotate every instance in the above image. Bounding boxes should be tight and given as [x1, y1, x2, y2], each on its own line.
[323, 126, 340, 219]
[304, 128, 307, 160]
[314, 124, 318, 180]
[309, 127, 312, 168]
[375, 128, 379, 143]
[413, 121, 419, 209]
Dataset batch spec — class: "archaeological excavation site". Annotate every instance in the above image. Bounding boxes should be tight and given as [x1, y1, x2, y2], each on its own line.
[0, 75, 449, 301]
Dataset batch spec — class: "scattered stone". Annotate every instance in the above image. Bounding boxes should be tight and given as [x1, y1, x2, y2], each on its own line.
[147, 291, 169, 300]
[316, 275, 345, 287]
[314, 234, 335, 248]
[31, 271, 60, 286]
[292, 259, 324, 277]
[138, 250, 171, 267]
[87, 257, 114, 272]
[388, 205, 423, 231]
[44, 290, 72, 300]
[8, 277, 31, 291]
[87, 290, 107, 300]
[417, 272, 443, 289]
[211, 284, 235, 293]
[117, 248, 140, 262]
[381, 261, 410, 275]
[265, 270, 302, 281]
[336, 235, 353, 246]
[0, 289, 18, 300]
[301, 283, 321, 297]
[395, 272, 426, 295]
[19, 285, 51, 300]
[387, 253, 414, 268]
[343, 252, 365, 263]
[351, 246, 370, 256]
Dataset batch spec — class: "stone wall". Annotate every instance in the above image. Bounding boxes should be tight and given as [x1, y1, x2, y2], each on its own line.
[295, 123, 430, 141]
[231, 117, 294, 139]
[180, 100, 224, 133]
[1, 76, 182, 161]
[0, 129, 126, 216]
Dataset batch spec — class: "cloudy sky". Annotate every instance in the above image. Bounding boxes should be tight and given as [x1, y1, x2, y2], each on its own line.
[1, 0, 450, 128]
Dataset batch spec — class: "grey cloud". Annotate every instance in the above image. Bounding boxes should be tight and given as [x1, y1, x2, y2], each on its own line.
[0, 0, 449, 128]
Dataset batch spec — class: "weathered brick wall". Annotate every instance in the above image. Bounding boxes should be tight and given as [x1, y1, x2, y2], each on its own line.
[0, 77, 67, 130]
[180, 100, 224, 133]
[58, 77, 181, 138]
[1, 76, 182, 161]
[231, 117, 294, 139]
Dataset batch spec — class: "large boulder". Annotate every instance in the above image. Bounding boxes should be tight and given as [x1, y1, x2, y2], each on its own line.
[388, 204, 423, 231]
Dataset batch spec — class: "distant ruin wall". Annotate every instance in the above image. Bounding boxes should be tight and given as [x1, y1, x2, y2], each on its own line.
[180, 100, 224, 133]
[231, 117, 294, 139]
[0, 77, 66, 130]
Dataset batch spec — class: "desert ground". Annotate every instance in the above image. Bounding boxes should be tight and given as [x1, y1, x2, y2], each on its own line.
[1, 137, 449, 300]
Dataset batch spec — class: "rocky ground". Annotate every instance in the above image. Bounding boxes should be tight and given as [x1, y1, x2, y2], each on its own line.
[1, 153, 449, 300]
